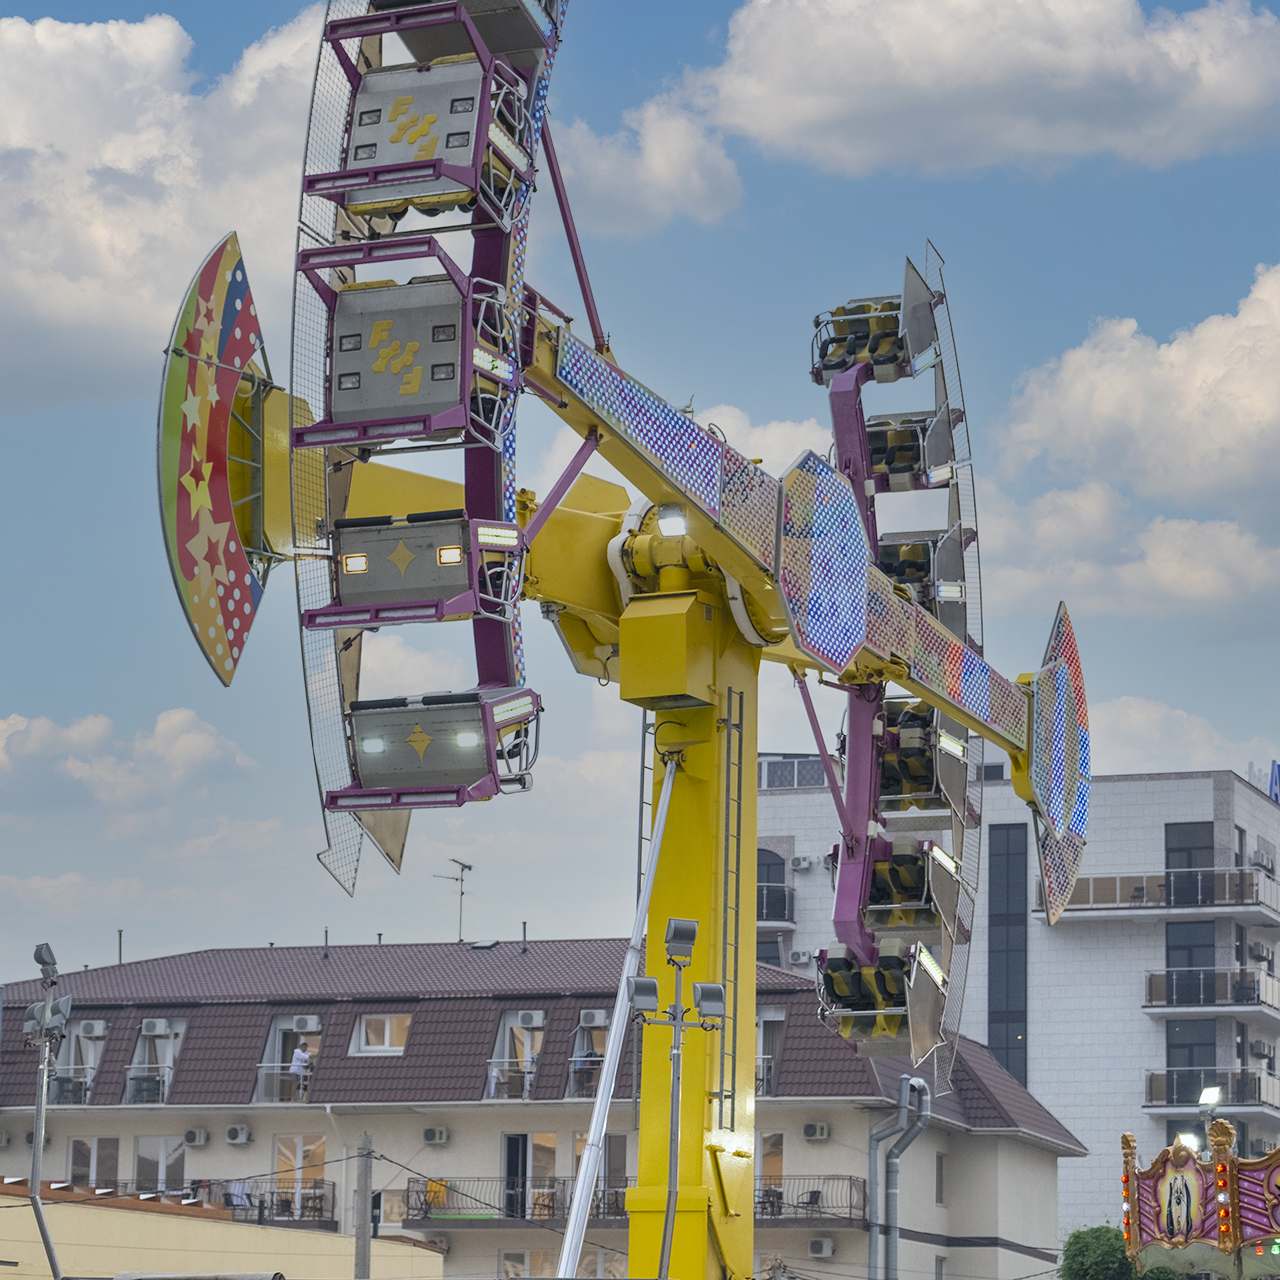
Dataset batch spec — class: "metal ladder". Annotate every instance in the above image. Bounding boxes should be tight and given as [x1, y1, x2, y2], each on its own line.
[717, 688, 745, 1130]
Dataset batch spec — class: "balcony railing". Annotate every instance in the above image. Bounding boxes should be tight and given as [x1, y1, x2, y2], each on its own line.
[758, 884, 795, 922]
[1146, 969, 1280, 1010]
[566, 1056, 604, 1099]
[756, 1055, 774, 1097]
[486, 1058, 538, 1100]
[755, 1176, 867, 1224]
[47, 1065, 96, 1105]
[1037, 870, 1280, 914]
[255, 1063, 313, 1103]
[1145, 1068, 1280, 1109]
[124, 1064, 173, 1104]
[62, 1177, 336, 1227]
[404, 1176, 635, 1223]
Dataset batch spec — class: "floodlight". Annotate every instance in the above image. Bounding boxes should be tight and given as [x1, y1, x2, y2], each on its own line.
[1200, 1086, 1222, 1107]
[628, 977, 660, 1012]
[665, 918, 697, 959]
[692, 983, 725, 1018]
[656, 504, 686, 538]
[1178, 1132, 1200, 1152]
[33, 944, 57, 968]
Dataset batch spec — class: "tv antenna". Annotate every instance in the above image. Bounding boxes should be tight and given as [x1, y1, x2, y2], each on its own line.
[434, 859, 473, 942]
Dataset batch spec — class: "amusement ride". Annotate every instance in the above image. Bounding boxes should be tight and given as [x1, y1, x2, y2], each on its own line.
[156, 2, 1094, 1276]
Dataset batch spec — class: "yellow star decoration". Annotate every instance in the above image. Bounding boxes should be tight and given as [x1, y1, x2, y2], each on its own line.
[180, 391, 203, 429]
[405, 724, 433, 759]
[387, 539, 417, 577]
[180, 449, 213, 516]
[185, 507, 232, 601]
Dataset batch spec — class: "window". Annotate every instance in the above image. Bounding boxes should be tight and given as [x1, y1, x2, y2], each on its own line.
[126, 1019, 187, 1103]
[1166, 1019, 1217, 1105]
[982, 763, 1004, 781]
[1166, 921, 1215, 1004]
[502, 1249, 625, 1279]
[568, 1025, 607, 1098]
[757, 1131, 784, 1189]
[259, 1016, 324, 1100]
[501, 1133, 556, 1218]
[352, 1013, 411, 1055]
[52, 1022, 107, 1104]
[136, 1136, 184, 1192]
[489, 1012, 544, 1098]
[758, 849, 791, 922]
[935, 1152, 945, 1206]
[573, 1132, 628, 1214]
[274, 1134, 325, 1221]
[1237, 827, 1247, 868]
[757, 1008, 785, 1096]
[935, 1258, 946, 1280]
[988, 824, 1028, 1085]
[1166, 821, 1215, 904]
[70, 1136, 118, 1186]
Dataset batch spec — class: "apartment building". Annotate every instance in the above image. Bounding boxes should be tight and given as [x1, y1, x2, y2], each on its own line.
[758, 759, 1280, 1235]
[1, 939, 1079, 1279]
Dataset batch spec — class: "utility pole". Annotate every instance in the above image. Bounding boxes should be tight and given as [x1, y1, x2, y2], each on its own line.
[354, 1131, 372, 1279]
[433, 859, 473, 942]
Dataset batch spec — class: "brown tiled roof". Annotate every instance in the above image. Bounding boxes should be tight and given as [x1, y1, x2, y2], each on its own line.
[0, 942, 1084, 1154]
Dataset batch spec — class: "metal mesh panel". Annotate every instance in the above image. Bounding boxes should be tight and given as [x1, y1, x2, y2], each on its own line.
[720, 447, 779, 572]
[865, 569, 911, 660]
[779, 452, 869, 672]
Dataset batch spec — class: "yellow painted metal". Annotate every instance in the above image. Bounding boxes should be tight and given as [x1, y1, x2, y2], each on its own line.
[346, 461, 464, 518]
[625, 601, 760, 1280]
[619, 591, 717, 711]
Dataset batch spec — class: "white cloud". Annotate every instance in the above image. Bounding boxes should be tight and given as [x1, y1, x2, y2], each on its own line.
[0, 9, 322, 408]
[694, 403, 831, 476]
[358, 633, 468, 701]
[0, 712, 113, 767]
[554, 0, 1280, 235]
[554, 97, 742, 237]
[1090, 695, 1278, 776]
[1003, 263, 1280, 515]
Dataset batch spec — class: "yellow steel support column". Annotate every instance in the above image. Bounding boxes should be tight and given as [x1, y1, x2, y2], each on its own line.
[621, 585, 761, 1280]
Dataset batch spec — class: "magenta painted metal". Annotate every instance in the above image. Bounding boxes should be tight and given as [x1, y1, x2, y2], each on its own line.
[793, 672, 853, 837]
[523, 431, 599, 545]
[540, 121, 607, 352]
[827, 363, 878, 547]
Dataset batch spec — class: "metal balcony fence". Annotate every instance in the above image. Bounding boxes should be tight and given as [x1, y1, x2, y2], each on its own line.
[404, 1176, 635, 1222]
[255, 1063, 314, 1103]
[124, 1064, 173, 1104]
[754, 1176, 867, 1223]
[758, 884, 795, 922]
[47, 1065, 96, 1105]
[1145, 968, 1280, 1009]
[486, 1058, 538, 1100]
[566, 1056, 604, 1098]
[60, 1177, 335, 1226]
[1145, 1068, 1280, 1109]
[756, 1055, 774, 1097]
[1037, 870, 1280, 914]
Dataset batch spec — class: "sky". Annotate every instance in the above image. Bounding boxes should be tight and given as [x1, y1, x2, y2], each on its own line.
[1, 0, 1278, 983]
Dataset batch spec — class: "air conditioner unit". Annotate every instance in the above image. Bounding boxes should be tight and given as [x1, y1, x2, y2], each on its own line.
[517, 1009, 545, 1029]
[0, 1131, 10, 1148]
[292, 1015, 323, 1034]
[140, 1018, 170, 1037]
[184, 1128, 209, 1147]
[809, 1238, 835, 1258]
[423, 1127, 450, 1145]
[791, 855, 813, 871]
[226, 1125, 252, 1145]
[803, 1122, 830, 1141]
[579, 1009, 611, 1028]
[1249, 942, 1275, 965]
[1249, 1040, 1274, 1059]
[425, 1236, 450, 1256]
[790, 949, 813, 966]
[1250, 851, 1275, 873]
[78, 1020, 108, 1039]
[26, 1132, 51, 1147]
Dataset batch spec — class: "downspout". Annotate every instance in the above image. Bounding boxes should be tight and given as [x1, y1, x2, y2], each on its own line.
[886, 1077, 931, 1280]
[867, 1075, 911, 1280]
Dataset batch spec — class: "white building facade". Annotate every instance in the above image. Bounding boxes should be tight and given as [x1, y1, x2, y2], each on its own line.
[759, 759, 1280, 1236]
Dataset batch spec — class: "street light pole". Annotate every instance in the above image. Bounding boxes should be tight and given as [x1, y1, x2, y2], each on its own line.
[25, 944, 66, 1280]
[658, 957, 686, 1280]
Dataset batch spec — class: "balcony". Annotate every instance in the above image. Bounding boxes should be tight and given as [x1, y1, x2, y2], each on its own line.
[254, 1063, 313, 1103]
[124, 1064, 172, 1104]
[1035, 870, 1280, 926]
[404, 1176, 634, 1225]
[65, 1178, 336, 1230]
[755, 1176, 867, 1227]
[486, 1058, 538, 1100]
[1144, 969, 1280, 1032]
[758, 885, 795, 923]
[402, 1174, 866, 1228]
[47, 1065, 95, 1105]
[1145, 1068, 1280, 1113]
[757, 1055, 775, 1097]
[566, 1056, 604, 1099]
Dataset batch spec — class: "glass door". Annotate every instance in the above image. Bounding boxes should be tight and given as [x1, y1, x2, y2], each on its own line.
[276, 1134, 325, 1220]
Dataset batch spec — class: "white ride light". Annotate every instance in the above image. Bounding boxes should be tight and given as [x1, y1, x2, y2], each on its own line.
[493, 695, 534, 723]
[343, 553, 369, 574]
[437, 546, 464, 566]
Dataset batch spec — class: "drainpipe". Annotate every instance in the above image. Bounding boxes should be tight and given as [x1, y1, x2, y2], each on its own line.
[885, 1077, 931, 1280]
[867, 1075, 911, 1280]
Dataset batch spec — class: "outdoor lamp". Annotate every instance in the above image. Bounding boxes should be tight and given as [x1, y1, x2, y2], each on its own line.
[656, 504, 687, 538]
[692, 983, 726, 1019]
[1178, 1132, 1201, 1152]
[627, 977, 660, 1012]
[1200, 1086, 1222, 1107]
[665, 918, 697, 960]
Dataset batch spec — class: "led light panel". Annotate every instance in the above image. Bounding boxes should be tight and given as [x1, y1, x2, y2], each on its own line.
[720, 446, 779, 572]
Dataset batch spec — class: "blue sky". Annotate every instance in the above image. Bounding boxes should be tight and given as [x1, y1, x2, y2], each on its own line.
[1, 0, 1277, 981]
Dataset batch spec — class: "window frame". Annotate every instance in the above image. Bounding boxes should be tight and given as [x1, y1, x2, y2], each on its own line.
[349, 1012, 413, 1056]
